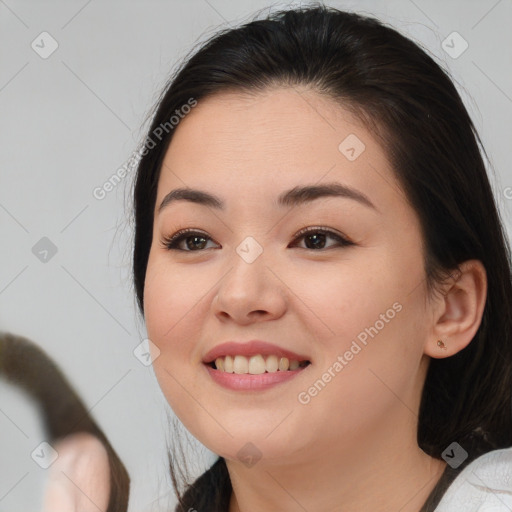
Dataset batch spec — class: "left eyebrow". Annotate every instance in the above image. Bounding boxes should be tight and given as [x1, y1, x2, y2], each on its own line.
[157, 181, 378, 214]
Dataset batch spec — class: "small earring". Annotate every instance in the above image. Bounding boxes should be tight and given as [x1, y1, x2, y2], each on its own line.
[437, 339, 447, 350]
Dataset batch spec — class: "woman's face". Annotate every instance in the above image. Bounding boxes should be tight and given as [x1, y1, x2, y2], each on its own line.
[143, 87, 434, 465]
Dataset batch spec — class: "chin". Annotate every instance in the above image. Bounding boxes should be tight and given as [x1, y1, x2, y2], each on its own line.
[202, 430, 307, 467]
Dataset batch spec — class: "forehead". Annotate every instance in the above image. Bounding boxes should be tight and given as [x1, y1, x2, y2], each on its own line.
[157, 87, 404, 212]
[165, 86, 368, 161]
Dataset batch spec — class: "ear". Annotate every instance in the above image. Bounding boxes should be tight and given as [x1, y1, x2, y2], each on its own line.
[424, 260, 487, 359]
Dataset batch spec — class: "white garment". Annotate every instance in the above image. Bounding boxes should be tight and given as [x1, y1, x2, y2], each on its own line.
[434, 447, 512, 511]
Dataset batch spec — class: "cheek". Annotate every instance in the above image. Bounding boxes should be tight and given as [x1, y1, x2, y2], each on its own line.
[143, 255, 205, 347]
[296, 248, 426, 377]
[290, 254, 397, 345]
[143, 263, 173, 344]
[143, 256, 211, 434]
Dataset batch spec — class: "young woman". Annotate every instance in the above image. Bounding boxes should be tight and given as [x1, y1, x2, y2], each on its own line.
[5, 4, 509, 512]
[130, 4, 512, 511]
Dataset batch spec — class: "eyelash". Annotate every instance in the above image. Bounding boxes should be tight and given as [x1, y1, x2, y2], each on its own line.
[160, 226, 354, 252]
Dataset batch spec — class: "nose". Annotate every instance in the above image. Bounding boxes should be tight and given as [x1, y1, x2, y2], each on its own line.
[212, 244, 288, 325]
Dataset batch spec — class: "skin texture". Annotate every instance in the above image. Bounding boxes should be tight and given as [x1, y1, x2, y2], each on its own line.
[41, 432, 110, 512]
[143, 87, 487, 512]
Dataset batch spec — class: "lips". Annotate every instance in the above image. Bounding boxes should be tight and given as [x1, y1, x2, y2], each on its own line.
[202, 339, 311, 365]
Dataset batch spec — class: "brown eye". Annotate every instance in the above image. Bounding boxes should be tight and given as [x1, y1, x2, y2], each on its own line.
[160, 226, 354, 252]
[160, 229, 218, 251]
[290, 227, 354, 250]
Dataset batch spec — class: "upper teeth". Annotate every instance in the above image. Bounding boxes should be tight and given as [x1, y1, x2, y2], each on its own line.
[214, 354, 305, 374]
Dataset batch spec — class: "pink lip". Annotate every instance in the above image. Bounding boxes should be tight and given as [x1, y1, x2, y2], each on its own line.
[202, 339, 311, 364]
[204, 363, 308, 391]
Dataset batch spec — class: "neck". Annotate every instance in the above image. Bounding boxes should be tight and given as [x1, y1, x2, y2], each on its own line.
[226, 419, 447, 512]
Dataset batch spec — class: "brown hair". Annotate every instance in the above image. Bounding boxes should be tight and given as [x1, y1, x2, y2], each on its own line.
[0, 331, 130, 511]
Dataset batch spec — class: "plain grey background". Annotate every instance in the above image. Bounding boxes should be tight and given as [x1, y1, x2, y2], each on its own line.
[1, 0, 511, 510]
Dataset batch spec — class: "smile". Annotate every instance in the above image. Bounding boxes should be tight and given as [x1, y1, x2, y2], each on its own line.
[204, 357, 311, 391]
[209, 354, 311, 374]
